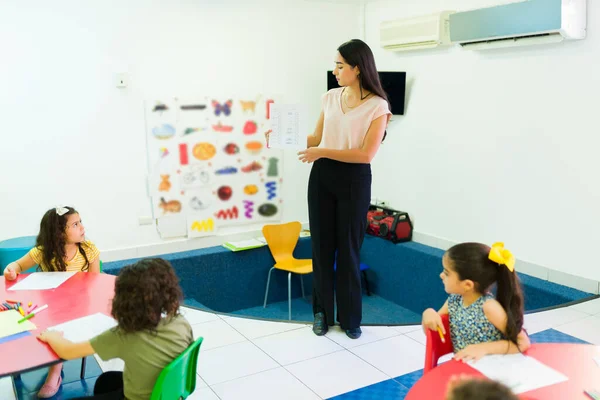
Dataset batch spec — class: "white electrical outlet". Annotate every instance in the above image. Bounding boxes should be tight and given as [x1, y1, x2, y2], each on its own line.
[115, 72, 128, 88]
[138, 216, 154, 226]
[373, 198, 388, 207]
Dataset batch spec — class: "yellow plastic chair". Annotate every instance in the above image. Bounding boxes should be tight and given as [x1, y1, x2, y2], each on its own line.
[262, 222, 312, 320]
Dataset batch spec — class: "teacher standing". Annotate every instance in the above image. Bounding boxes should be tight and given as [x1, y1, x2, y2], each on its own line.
[298, 39, 392, 339]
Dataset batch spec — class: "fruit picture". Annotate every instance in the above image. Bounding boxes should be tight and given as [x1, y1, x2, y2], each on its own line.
[243, 184, 258, 195]
[147, 96, 282, 233]
[193, 142, 216, 161]
[245, 141, 263, 155]
[243, 121, 257, 134]
[217, 186, 232, 201]
[223, 143, 239, 155]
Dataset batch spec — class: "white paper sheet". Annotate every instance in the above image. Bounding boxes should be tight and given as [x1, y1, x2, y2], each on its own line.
[254, 236, 267, 244]
[467, 353, 568, 394]
[47, 313, 118, 343]
[8, 272, 76, 291]
[157, 214, 188, 239]
[268, 104, 308, 149]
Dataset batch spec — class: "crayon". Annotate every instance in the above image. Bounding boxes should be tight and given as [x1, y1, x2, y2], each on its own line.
[437, 326, 446, 343]
[17, 313, 35, 324]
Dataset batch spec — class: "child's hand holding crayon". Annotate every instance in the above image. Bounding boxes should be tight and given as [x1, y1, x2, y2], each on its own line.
[422, 308, 446, 343]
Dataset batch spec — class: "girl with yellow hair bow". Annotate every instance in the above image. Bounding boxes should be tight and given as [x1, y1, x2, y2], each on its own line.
[422, 242, 530, 362]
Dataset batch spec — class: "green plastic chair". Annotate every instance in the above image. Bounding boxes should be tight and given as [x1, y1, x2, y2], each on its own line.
[150, 337, 204, 400]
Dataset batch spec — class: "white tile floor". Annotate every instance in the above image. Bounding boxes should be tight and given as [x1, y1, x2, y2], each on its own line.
[1, 301, 598, 400]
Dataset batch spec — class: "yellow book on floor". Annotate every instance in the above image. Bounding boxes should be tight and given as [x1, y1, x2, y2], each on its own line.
[0, 309, 37, 339]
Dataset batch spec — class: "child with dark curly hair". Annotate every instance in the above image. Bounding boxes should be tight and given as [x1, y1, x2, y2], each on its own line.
[445, 375, 518, 400]
[37, 258, 193, 400]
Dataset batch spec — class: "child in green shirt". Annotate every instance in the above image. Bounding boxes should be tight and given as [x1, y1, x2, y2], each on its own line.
[37, 258, 193, 400]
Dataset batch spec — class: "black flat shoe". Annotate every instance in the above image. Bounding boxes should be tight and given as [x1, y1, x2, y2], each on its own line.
[312, 312, 328, 336]
[345, 327, 362, 339]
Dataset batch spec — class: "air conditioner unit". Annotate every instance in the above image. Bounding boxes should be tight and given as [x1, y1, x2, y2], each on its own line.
[380, 11, 455, 52]
[449, 0, 586, 50]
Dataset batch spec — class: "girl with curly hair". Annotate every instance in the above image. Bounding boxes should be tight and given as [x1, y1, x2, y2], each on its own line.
[3, 205, 100, 397]
[37, 258, 193, 400]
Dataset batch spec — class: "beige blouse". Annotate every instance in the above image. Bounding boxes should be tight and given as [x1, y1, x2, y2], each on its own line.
[319, 87, 391, 151]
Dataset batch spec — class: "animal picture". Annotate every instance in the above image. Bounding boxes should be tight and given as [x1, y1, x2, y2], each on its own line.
[159, 198, 182, 214]
[240, 100, 256, 114]
[240, 96, 261, 114]
[147, 95, 282, 236]
[159, 175, 171, 192]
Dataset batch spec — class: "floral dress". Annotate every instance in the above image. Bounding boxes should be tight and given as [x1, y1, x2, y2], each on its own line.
[448, 293, 504, 352]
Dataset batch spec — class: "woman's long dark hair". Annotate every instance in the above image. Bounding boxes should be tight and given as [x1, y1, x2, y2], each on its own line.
[337, 39, 390, 141]
[446, 243, 524, 348]
[36, 206, 89, 272]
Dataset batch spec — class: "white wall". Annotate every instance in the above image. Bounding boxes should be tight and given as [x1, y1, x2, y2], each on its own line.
[3, 0, 598, 284]
[366, 0, 600, 282]
[0, 0, 361, 256]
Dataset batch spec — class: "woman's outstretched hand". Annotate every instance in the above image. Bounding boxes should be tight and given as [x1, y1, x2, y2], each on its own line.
[298, 148, 323, 163]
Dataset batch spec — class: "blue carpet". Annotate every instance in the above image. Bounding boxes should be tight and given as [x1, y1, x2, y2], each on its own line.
[103, 238, 314, 313]
[14, 356, 102, 400]
[232, 294, 421, 324]
[183, 297, 212, 311]
[104, 237, 596, 324]
[359, 236, 595, 316]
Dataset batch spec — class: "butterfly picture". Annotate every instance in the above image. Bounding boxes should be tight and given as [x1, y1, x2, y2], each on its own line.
[211, 100, 233, 116]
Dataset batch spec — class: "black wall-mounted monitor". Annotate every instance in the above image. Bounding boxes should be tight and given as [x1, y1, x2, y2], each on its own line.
[327, 71, 406, 115]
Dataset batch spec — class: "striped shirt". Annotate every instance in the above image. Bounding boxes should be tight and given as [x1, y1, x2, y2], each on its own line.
[28, 240, 100, 272]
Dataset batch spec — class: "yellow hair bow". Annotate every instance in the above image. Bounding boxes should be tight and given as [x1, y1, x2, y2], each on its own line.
[488, 242, 515, 272]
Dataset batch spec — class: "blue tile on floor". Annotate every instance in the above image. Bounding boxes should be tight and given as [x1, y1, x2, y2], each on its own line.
[394, 368, 423, 389]
[15, 356, 102, 399]
[529, 328, 591, 344]
[328, 378, 410, 400]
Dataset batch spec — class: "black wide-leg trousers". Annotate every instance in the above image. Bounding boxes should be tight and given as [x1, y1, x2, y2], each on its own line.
[308, 158, 371, 330]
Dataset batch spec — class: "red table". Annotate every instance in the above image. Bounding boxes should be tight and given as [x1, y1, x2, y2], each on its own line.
[0, 272, 115, 378]
[406, 343, 600, 400]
